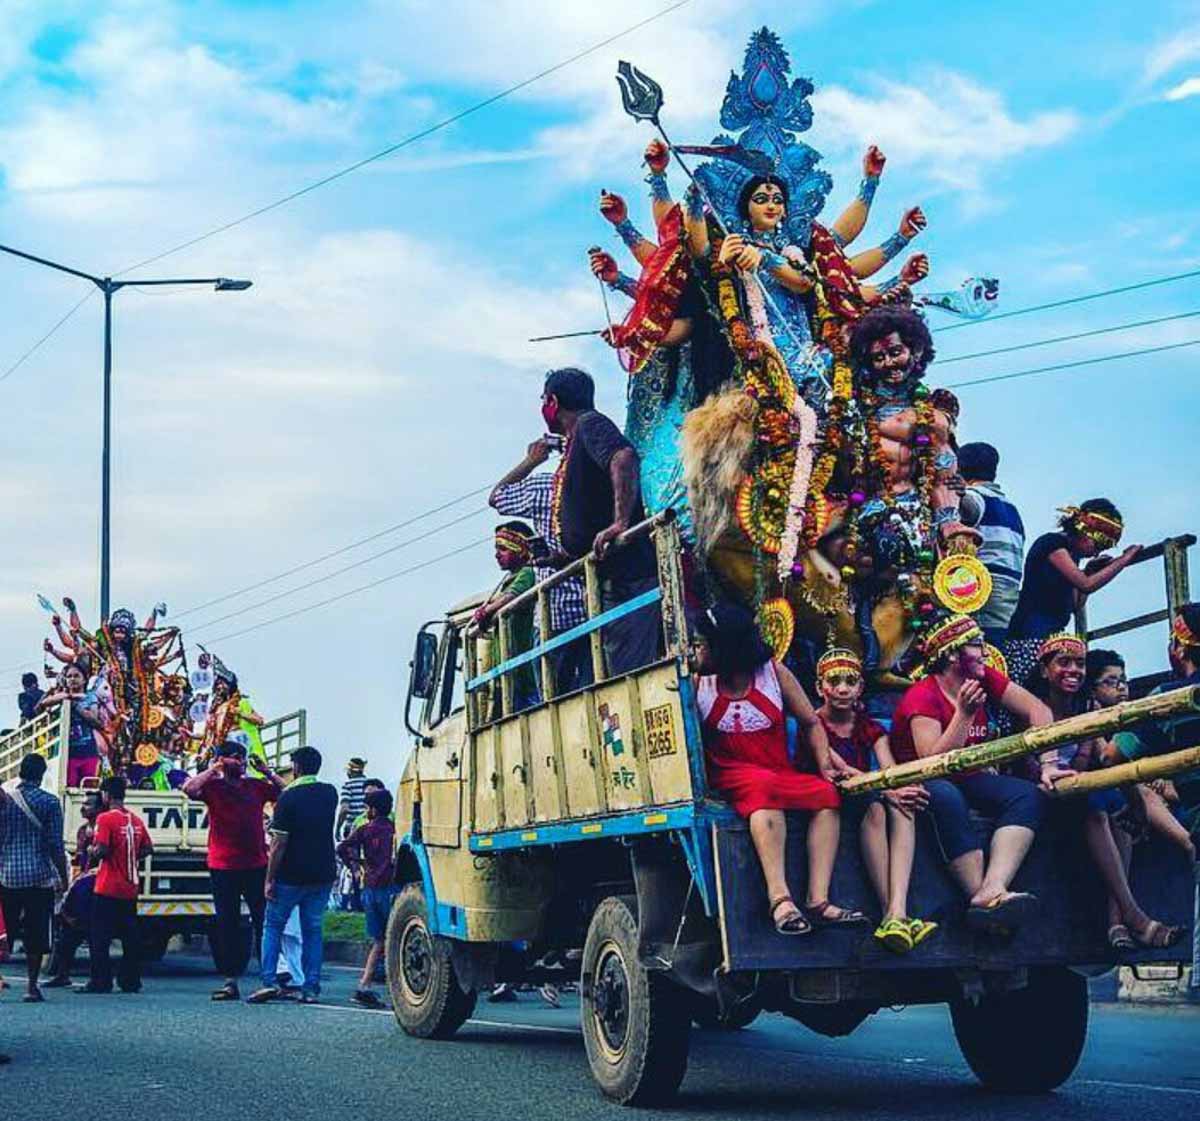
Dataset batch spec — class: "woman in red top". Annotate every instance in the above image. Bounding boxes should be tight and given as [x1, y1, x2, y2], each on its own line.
[891, 613, 1055, 933]
[696, 604, 865, 936]
[815, 649, 935, 954]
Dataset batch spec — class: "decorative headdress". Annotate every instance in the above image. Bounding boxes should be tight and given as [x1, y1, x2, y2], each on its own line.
[109, 608, 137, 631]
[1172, 611, 1200, 649]
[1059, 505, 1122, 549]
[691, 27, 832, 248]
[1038, 632, 1087, 661]
[494, 524, 533, 564]
[816, 648, 863, 680]
[918, 613, 984, 667]
[211, 654, 236, 688]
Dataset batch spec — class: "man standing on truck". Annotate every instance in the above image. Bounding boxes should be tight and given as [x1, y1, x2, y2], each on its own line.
[490, 437, 592, 693]
[80, 775, 153, 994]
[541, 367, 661, 677]
[0, 753, 69, 1002]
[249, 745, 338, 1005]
[183, 739, 285, 1002]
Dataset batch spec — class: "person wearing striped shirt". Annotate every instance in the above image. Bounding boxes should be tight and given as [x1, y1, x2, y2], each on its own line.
[958, 443, 1026, 647]
[336, 758, 369, 840]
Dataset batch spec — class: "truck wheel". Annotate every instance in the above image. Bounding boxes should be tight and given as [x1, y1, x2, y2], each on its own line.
[950, 967, 1088, 1092]
[386, 884, 476, 1039]
[581, 895, 690, 1106]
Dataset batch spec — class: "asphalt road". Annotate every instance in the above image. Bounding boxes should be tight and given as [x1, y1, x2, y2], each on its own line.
[2, 954, 1197, 1120]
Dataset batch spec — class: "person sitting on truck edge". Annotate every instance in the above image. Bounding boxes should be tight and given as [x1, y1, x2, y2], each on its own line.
[336, 757, 368, 841]
[36, 661, 105, 788]
[814, 649, 937, 954]
[490, 436, 592, 695]
[337, 787, 397, 1009]
[80, 775, 153, 994]
[1088, 649, 1195, 861]
[695, 603, 866, 936]
[1107, 605, 1200, 849]
[249, 745, 339, 1005]
[17, 672, 44, 725]
[541, 367, 663, 678]
[1029, 634, 1182, 950]
[956, 442, 1025, 648]
[183, 739, 286, 1001]
[473, 521, 542, 716]
[890, 613, 1058, 935]
[0, 753, 69, 1002]
[1005, 499, 1141, 688]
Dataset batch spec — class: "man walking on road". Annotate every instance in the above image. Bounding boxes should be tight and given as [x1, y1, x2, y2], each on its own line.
[249, 746, 337, 1005]
[183, 739, 285, 1001]
[0, 753, 69, 1002]
[80, 776, 152, 994]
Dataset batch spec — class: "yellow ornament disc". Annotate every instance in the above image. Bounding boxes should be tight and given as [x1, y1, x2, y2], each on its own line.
[983, 644, 1008, 677]
[933, 554, 992, 615]
[146, 707, 165, 730]
[757, 597, 795, 662]
[134, 743, 160, 767]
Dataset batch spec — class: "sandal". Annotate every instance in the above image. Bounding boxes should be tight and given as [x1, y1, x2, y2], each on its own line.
[1131, 920, 1182, 949]
[966, 891, 1038, 932]
[805, 901, 869, 927]
[907, 918, 939, 948]
[769, 894, 812, 936]
[1107, 924, 1136, 952]
[874, 917, 913, 954]
[211, 981, 240, 1002]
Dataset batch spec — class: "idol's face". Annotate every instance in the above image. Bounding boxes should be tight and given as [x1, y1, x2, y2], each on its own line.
[867, 331, 917, 388]
[747, 185, 786, 232]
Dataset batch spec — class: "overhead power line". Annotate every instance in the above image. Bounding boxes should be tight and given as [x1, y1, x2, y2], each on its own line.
[939, 309, 1200, 365]
[205, 536, 491, 646]
[948, 337, 1200, 389]
[187, 505, 489, 634]
[936, 268, 1200, 333]
[0, 290, 93, 384]
[117, 0, 694, 277]
[175, 484, 491, 620]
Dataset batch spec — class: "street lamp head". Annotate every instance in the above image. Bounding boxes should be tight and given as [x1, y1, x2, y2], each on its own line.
[214, 278, 253, 291]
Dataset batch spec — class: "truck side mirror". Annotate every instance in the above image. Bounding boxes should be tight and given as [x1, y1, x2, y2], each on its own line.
[409, 631, 439, 700]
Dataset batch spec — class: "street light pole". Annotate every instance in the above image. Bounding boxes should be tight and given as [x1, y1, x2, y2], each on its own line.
[0, 243, 252, 621]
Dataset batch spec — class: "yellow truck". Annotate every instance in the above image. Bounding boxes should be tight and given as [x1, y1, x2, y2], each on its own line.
[0, 706, 306, 968]
[387, 517, 1197, 1105]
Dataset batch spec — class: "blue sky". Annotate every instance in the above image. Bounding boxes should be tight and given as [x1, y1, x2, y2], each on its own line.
[1, 0, 1197, 785]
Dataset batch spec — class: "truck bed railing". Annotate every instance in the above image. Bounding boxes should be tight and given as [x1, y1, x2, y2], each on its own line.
[0, 703, 69, 789]
[463, 511, 689, 728]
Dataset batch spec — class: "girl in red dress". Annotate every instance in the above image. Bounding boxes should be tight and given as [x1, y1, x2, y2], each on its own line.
[696, 604, 866, 936]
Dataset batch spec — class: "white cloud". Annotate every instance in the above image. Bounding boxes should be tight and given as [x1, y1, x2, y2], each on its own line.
[1164, 76, 1200, 101]
[1143, 24, 1200, 83]
[810, 70, 1078, 202]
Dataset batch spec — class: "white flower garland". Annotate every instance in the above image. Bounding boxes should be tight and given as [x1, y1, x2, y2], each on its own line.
[778, 396, 819, 582]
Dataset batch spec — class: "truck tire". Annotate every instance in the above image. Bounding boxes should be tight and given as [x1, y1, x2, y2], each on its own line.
[386, 884, 476, 1039]
[581, 895, 690, 1106]
[950, 967, 1088, 1092]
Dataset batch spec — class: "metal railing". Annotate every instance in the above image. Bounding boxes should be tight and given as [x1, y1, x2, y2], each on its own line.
[0, 703, 69, 789]
[1074, 533, 1194, 691]
[261, 709, 307, 773]
[463, 512, 688, 729]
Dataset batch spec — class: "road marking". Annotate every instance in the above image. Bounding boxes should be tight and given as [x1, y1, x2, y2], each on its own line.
[1078, 1078, 1200, 1098]
[306, 1002, 579, 1035]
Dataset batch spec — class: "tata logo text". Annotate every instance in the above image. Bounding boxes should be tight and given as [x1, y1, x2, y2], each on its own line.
[142, 805, 210, 831]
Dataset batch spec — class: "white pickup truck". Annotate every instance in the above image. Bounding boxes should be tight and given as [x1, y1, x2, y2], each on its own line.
[0, 703, 306, 966]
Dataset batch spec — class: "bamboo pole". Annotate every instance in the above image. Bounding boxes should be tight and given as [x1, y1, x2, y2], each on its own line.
[1047, 745, 1200, 797]
[840, 685, 1200, 795]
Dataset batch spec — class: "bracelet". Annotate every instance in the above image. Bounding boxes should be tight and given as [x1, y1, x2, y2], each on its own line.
[876, 275, 904, 294]
[612, 272, 638, 299]
[614, 217, 644, 252]
[645, 170, 670, 202]
[879, 230, 911, 264]
[857, 174, 880, 207]
[684, 185, 704, 219]
[759, 249, 788, 272]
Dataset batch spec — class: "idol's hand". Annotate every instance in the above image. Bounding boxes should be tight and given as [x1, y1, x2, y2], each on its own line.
[588, 249, 619, 285]
[599, 327, 619, 349]
[717, 234, 746, 266]
[736, 245, 764, 272]
[900, 206, 927, 239]
[863, 145, 886, 178]
[644, 139, 669, 174]
[599, 190, 628, 226]
[900, 253, 929, 285]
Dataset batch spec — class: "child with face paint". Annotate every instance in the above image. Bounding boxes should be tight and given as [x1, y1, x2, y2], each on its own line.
[815, 650, 936, 953]
[1031, 634, 1182, 951]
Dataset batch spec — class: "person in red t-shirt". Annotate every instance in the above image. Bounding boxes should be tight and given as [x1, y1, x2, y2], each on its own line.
[815, 649, 936, 955]
[80, 776, 152, 994]
[183, 739, 285, 1001]
[891, 613, 1058, 934]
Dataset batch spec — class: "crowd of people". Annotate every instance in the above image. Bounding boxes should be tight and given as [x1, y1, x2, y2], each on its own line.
[0, 741, 396, 1018]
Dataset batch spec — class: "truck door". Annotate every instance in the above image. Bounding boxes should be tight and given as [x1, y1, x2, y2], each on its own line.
[415, 622, 467, 847]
